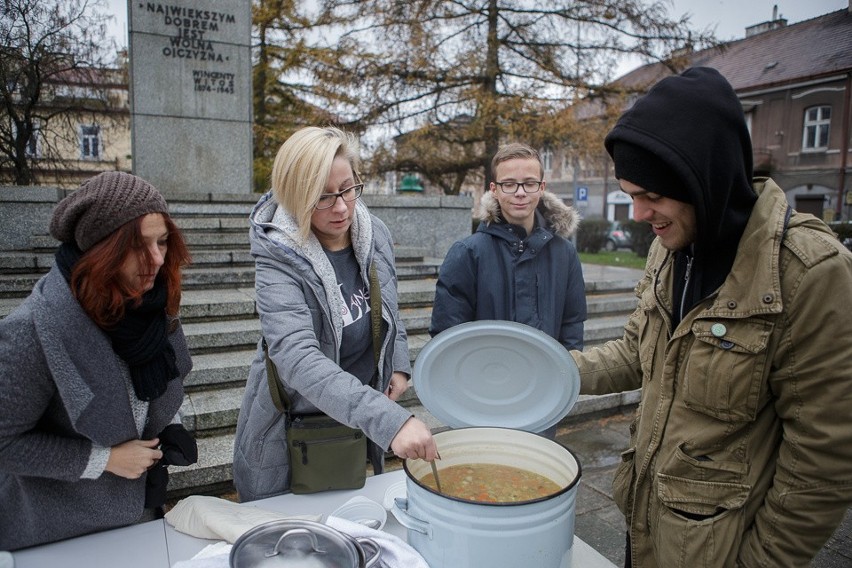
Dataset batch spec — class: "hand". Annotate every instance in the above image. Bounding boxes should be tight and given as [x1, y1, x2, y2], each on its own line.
[385, 372, 410, 401]
[105, 438, 163, 479]
[390, 417, 438, 461]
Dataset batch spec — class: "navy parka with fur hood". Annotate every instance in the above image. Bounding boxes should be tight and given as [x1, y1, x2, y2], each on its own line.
[430, 191, 586, 349]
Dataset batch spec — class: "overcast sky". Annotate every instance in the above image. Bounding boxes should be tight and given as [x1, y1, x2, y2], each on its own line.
[671, 0, 846, 40]
[104, 0, 848, 48]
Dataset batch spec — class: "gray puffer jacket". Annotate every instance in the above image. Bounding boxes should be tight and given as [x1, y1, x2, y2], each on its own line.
[232, 192, 412, 501]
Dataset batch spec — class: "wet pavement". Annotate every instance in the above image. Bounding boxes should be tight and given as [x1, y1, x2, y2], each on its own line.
[555, 408, 632, 566]
[554, 406, 852, 567]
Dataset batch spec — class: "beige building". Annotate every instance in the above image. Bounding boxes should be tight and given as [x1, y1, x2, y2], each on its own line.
[4, 63, 131, 188]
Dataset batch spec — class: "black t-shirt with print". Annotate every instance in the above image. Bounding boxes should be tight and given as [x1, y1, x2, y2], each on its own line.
[324, 246, 374, 386]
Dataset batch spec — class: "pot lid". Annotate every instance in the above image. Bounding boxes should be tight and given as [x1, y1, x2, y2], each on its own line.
[230, 519, 361, 568]
[413, 320, 580, 433]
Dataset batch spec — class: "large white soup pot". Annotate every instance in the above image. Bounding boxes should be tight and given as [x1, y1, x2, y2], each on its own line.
[392, 427, 582, 568]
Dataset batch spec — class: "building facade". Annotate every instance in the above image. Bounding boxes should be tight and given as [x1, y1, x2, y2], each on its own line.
[566, 4, 852, 223]
[2, 59, 131, 188]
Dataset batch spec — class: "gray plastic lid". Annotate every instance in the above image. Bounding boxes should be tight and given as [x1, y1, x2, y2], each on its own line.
[413, 320, 581, 433]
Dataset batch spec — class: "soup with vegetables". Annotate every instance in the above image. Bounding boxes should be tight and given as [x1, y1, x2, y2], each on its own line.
[420, 463, 561, 503]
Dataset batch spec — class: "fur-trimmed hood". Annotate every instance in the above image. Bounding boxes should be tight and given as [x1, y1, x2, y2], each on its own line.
[476, 191, 580, 238]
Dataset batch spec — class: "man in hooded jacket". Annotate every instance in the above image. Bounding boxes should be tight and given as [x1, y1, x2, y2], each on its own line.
[570, 66, 852, 567]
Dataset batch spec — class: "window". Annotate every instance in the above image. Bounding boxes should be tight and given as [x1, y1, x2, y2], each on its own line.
[802, 105, 830, 151]
[80, 124, 100, 159]
[540, 147, 553, 172]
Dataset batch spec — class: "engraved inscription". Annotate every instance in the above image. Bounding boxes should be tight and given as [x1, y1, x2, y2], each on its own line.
[142, 2, 238, 94]
[192, 70, 235, 94]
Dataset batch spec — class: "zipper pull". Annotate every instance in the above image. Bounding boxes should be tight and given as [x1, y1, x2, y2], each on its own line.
[299, 441, 309, 465]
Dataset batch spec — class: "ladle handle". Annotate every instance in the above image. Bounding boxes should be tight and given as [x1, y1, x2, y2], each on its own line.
[429, 460, 443, 494]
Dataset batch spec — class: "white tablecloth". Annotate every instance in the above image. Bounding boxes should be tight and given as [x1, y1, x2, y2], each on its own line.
[12, 470, 616, 568]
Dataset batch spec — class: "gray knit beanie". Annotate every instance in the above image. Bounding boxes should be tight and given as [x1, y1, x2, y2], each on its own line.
[50, 171, 169, 251]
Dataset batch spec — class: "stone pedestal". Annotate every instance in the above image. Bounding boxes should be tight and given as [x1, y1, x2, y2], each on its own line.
[128, 1, 252, 194]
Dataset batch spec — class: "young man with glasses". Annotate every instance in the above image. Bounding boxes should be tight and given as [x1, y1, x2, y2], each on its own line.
[430, 143, 587, 433]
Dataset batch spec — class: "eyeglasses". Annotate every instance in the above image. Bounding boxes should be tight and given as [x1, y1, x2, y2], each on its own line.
[494, 180, 543, 194]
[314, 183, 364, 210]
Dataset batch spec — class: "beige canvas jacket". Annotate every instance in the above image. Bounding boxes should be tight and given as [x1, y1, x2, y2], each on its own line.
[573, 178, 852, 567]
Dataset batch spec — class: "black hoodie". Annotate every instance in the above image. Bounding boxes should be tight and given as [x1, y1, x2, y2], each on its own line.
[605, 67, 757, 325]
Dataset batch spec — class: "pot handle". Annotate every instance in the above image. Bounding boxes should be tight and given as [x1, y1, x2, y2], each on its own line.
[390, 497, 432, 538]
[267, 528, 324, 557]
[356, 537, 382, 568]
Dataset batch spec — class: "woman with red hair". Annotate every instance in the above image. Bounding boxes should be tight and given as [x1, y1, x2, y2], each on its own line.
[0, 171, 196, 550]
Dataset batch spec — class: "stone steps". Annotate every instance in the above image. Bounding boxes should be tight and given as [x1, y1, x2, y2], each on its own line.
[0, 192, 647, 499]
[583, 313, 634, 346]
[0, 253, 442, 298]
[174, 216, 251, 231]
[175, 308, 634, 437]
[169, 346, 640, 498]
[184, 348, 257, 390]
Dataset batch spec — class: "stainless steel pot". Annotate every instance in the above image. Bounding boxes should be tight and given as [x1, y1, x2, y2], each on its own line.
[392, 427, 582, 568]
[229, 519, 381, 568]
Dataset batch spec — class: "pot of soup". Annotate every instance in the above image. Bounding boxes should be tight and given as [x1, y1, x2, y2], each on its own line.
[395, 321, 583, 568]
[393, 427, 581, 568]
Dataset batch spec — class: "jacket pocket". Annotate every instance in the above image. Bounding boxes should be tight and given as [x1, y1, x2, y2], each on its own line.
[683, 319, 773, 421]
[236, 409, 289, 500]
[612, 447, 636, 516]
[654, 472, 749, 567]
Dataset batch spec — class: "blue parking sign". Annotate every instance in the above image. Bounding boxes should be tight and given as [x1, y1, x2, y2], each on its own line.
[575, 186, 588, 202]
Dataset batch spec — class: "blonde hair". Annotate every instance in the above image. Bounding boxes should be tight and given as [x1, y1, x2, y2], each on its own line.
[491, 143, 543, 180]
[271, 126, 361, 242]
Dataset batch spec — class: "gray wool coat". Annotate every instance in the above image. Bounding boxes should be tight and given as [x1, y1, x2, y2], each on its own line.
[0, 267, 191, 551]
[232, 192, 412, 502]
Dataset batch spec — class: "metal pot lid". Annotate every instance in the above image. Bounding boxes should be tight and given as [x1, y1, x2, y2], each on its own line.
[230, 519, 362, 568]
[413, 320, 581, 433]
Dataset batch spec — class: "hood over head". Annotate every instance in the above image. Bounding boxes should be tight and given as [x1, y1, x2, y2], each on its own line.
[605, 67, 757, 314]
[605, 66, 756, 260]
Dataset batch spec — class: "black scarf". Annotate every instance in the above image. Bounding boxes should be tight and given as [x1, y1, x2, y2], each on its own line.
[55, 242, 179, 401]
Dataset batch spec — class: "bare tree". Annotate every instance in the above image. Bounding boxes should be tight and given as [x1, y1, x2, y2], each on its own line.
[299, 0, 716, 194]
[0, 0, 116, 185]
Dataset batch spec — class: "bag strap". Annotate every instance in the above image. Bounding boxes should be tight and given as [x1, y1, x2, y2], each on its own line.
[263, 261, 383, 415]
[369, 261, 382, 367]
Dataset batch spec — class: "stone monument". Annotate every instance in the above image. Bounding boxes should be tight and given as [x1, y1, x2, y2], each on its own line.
[128, 1, 252, 194]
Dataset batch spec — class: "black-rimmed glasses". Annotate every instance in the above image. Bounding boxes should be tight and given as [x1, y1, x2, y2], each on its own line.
[314, 183, 364, 210]
[494, 180, 543, 194]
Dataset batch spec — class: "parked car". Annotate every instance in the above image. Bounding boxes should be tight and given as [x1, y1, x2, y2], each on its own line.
[605, 221, 632, 251]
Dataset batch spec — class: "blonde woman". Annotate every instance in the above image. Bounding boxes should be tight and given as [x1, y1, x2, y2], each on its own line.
[233, 126, 437, 500]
